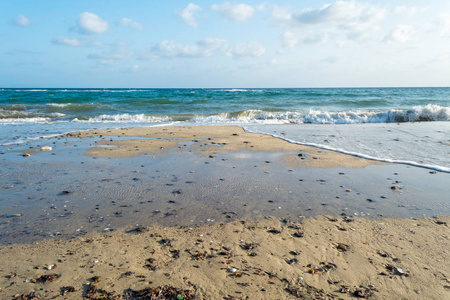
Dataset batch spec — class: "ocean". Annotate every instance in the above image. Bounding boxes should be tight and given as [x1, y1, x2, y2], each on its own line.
[1, 87, 449, 172]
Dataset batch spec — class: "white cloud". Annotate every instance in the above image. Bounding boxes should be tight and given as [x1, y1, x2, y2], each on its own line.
[277, 1, 386, 45]
[211, 2, 254, 22]
[148, 38, 228, 59]
[292, 1, 386, 29]
[175, 3, 202, 28]
[227, 41, 265, 58]
[117, 18, 143, 30]
[271, 6, 292, 23]
[282, 31, 298, 48]
[384, 24, 413, 43]
[282, 30, 332, 47]
[77, 12, 108, 35]
[433, 13, 450, 36]
[256, 4, 267, 11]
[52, 37, 80, 46]
[394, 6, 428, 16]
[13, 14, 31, 27]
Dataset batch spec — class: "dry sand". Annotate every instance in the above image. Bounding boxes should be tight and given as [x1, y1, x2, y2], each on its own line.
[1, 125, 449, 299]
[1, 216, 449, 299]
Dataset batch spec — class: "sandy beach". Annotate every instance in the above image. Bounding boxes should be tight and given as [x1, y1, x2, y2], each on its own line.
[1, 125, 449, 299]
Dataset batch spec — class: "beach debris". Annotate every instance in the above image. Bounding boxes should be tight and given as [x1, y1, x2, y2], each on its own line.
[396, 267, 406, 275]
[60, 286, 75, 295]
[12, 292, 41, 300]
[22, 153, 31, 157]
[85, 276, 120, 299]
[44, 264, 56, 270]
[307, 262, 337, 274]
[377, 251, 389, 258]
[227, 268, 238, 273]
[7, 214, 22, 218]
[286, 282, 333, 298]
[40, 146, 52, 151]
[33, 274, 59, 283]
[342, 216, 354, 223]
[126, 227, 147, 233]
[287, 223, 302, 229]
[286, 258, 299, 265]
[337, 244, 349, 252]
[124, 286, 194, 300]
[354, 288, 372, 298]
[293, 231, 304, 238]
[144, 258, 156, 270]
[228, 270, 243, 278]
[241, 242, 259, 251]
[383, 264, 409, 276]
[170, 249, 180, 259]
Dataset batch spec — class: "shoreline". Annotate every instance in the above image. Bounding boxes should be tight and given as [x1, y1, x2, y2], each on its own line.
[1, 125, 449, 298]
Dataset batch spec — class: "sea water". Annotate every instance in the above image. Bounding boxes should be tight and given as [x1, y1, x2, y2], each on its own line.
[1, 87, 449, 171]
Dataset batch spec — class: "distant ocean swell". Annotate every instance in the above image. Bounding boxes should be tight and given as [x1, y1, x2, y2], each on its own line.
[1, 104, 449, 124]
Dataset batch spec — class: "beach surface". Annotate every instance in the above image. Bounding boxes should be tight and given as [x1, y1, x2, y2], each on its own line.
[1, 215, 449, 300]
[1, 125, 449, 299]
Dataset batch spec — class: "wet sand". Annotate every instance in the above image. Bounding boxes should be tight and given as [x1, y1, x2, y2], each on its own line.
[1, 125, 449, 299]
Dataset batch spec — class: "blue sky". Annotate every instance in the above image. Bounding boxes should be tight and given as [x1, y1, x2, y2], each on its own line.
[1, 0, 450, 88]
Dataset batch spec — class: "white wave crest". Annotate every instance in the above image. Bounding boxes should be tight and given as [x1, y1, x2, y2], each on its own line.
[86, 114, 172, 123]
[191, 105, 450, 124]
[0, 117, 51, 124]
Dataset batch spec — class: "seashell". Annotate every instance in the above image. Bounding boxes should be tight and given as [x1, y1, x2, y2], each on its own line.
[396, 267, 405, 275]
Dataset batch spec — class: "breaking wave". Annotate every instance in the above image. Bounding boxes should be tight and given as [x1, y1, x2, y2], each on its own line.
[85, 114, 172, 123]
[191, 105, 450, 124]
[1, 105, 448, 125]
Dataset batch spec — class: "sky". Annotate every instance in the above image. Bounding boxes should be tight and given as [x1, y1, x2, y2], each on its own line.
[1, 0, 450, 88]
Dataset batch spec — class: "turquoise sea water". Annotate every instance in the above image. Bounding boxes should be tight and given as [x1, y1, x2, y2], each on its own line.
[1, 87, 450, 124]
[1, 87, 449, 171]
